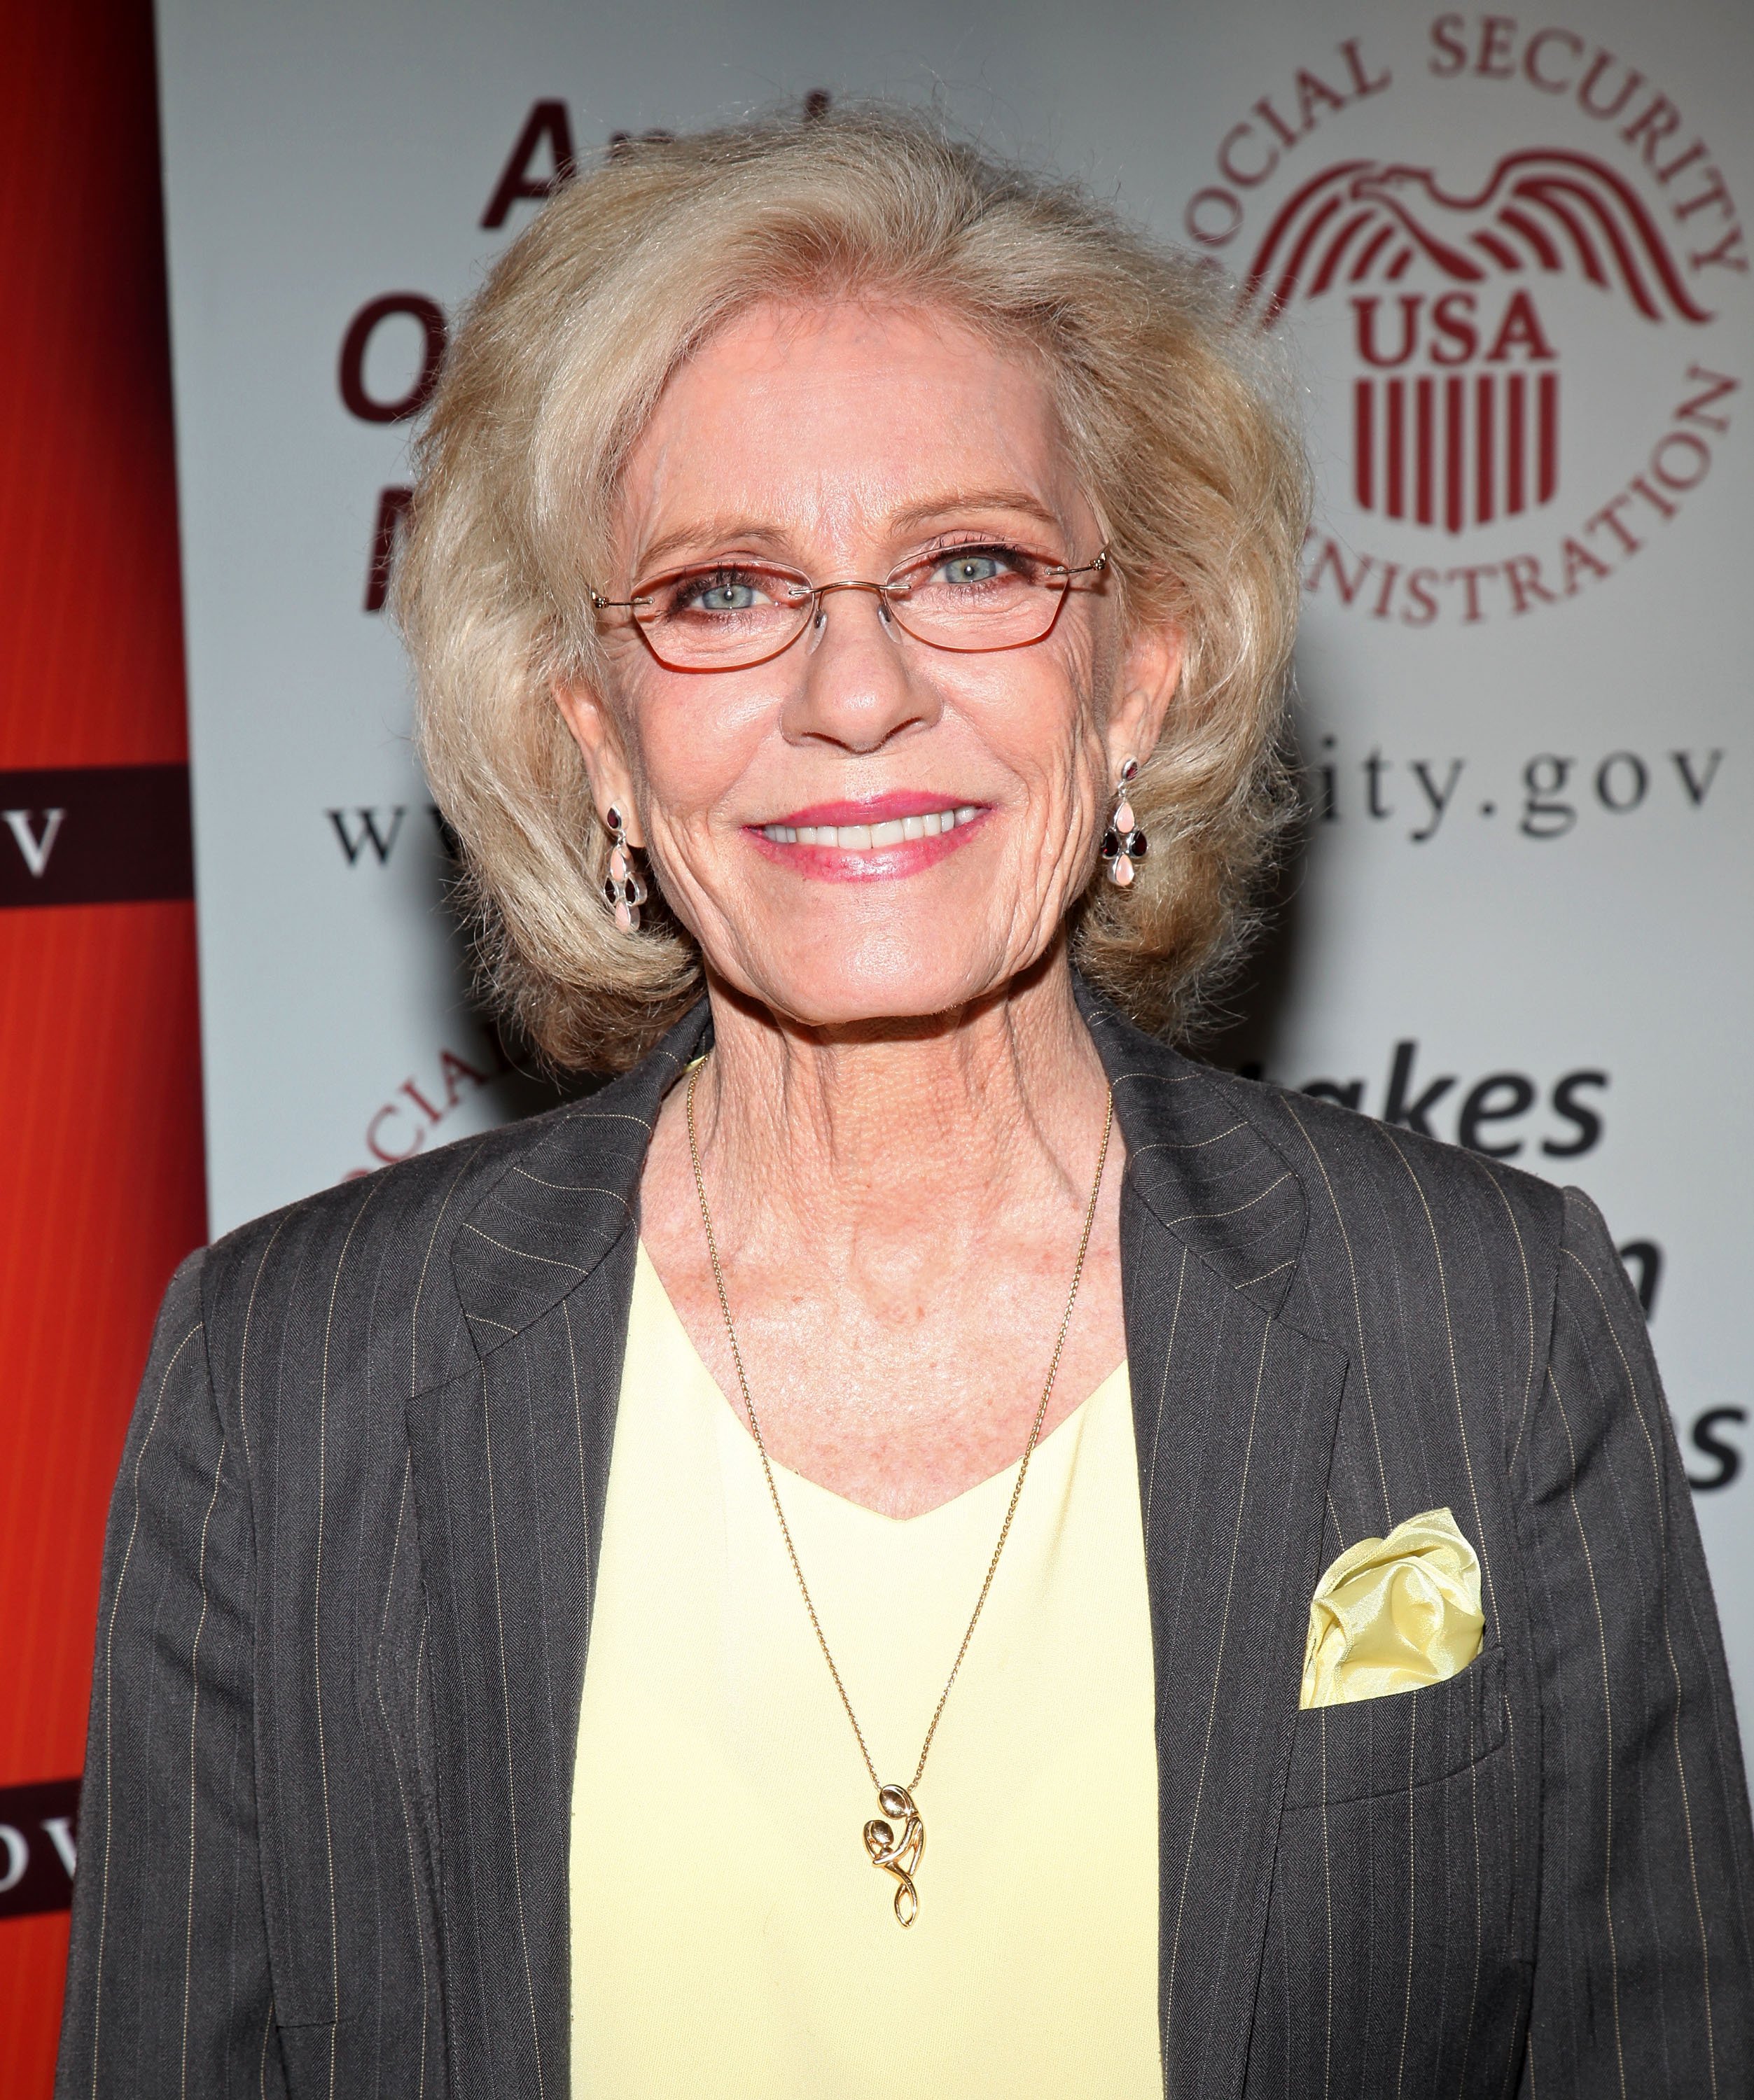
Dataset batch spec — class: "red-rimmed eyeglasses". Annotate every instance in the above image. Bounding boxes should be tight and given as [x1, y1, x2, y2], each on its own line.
[590, 542, 1110, 673]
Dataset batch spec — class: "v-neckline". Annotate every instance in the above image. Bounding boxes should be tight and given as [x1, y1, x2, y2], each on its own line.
[632, 1240, 1129, 1526]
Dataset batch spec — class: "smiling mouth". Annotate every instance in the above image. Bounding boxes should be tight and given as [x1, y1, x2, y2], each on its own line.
[757, 804, 983, 850]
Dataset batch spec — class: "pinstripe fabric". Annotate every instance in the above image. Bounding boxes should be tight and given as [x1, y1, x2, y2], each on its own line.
[57, 993, 1753, 2098]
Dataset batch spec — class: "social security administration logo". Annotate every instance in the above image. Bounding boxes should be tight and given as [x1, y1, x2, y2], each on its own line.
[1182, 21, 1744, 625]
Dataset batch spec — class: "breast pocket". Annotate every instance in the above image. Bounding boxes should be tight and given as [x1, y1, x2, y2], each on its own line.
[1281, 1643, 1506, 1808]
[1248, 1647, 1527, 2099]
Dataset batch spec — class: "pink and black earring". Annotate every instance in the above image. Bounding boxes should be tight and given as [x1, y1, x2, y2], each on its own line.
[1102, 758, 1147, 888]
[603, 805, 647, 932]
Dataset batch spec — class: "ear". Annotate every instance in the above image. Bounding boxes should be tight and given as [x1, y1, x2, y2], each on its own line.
[551, 675, 646, 848]
[1104, 617, 1185, 781]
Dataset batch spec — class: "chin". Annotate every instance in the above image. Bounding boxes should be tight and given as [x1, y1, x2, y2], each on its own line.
[726, 910, 1057, 1032]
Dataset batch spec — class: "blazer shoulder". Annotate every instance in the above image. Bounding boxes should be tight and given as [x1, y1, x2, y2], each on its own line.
[190, 1005, 710, 1410]
[1198, 1060, 1571, 1286]
[190, 1096, 590, 1396]
[207, 1101, 558, 1282]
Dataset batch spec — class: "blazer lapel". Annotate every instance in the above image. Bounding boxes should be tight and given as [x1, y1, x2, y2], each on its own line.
[1085, 994, 1349, 2099]
[407, 1004, 710, 2096]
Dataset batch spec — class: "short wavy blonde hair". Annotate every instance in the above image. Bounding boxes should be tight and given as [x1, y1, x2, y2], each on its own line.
[400, 103, 1307, 1072]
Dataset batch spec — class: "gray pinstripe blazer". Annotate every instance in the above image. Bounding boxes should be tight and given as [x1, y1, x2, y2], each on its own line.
[57, 990, 1754, 2097]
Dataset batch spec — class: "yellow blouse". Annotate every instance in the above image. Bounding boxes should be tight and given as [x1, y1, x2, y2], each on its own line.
[569, 1243, 1162, 2099]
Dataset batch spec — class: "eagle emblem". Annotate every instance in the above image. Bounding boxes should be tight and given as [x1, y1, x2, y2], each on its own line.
[1238, 150, 1711, 531]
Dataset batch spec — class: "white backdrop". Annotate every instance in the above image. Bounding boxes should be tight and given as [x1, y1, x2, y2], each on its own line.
[154, 0, 1753, 1742]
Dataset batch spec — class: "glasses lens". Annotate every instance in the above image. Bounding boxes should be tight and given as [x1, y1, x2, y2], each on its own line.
[885, 544, 1068, 651]
[634, 561, 813, 669]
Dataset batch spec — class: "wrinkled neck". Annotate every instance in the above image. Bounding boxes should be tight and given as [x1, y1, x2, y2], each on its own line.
[683, 948, 1114, 1259]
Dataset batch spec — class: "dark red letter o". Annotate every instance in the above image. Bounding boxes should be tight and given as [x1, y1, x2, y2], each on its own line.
[339, 293, 447, 423]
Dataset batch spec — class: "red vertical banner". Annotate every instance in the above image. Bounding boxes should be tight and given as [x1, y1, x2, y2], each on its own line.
[0, 2, 205, 2089]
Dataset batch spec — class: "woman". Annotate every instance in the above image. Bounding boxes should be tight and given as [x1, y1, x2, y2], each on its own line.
[60, 108, 1751, 2099]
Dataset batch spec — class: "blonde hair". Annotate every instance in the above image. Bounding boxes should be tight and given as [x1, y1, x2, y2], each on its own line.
[399, 103, 1307, 1072]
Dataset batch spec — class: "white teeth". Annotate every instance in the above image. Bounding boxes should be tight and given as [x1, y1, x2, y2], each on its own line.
[760, 806, 977, 848]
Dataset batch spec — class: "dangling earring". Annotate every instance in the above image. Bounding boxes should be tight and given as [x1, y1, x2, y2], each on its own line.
[1102, 758, 1147, 888]
[603, 804, 647, 932]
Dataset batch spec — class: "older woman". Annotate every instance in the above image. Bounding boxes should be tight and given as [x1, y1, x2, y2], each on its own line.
[60, 108, 1750, 2100]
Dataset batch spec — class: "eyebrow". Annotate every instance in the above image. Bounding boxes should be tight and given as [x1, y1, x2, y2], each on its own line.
[627, 516, 796, 580]
[626, 488, 1072, 580]
[887, 488, 1069, 538]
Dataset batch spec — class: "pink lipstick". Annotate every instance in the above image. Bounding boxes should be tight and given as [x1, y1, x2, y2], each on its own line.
[746, 792, 990, 880]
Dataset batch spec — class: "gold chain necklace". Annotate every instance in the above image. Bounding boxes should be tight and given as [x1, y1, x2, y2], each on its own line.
[684, 1058, 1114, 1928]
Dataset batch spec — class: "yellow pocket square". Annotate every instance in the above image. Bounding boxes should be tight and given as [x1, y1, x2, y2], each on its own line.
[1300, 1507, 1484, 1709]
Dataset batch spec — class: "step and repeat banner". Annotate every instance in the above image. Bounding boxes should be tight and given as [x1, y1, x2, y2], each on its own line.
[153, 0, 1753, 1728]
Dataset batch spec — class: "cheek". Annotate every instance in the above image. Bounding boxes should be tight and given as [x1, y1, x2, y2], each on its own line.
[626, 677, 770, 832]
[968, 642, 1111, 821]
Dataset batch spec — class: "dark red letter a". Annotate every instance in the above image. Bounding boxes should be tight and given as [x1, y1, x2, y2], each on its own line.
[481, 101, 577, 230]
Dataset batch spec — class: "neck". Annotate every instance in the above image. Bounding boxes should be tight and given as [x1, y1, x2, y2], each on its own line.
[685, 949, 1113, 1264]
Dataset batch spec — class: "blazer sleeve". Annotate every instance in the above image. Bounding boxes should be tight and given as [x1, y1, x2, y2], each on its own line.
[55, 1250, 284, 2098]
[1517, 1186, 1754, 2098]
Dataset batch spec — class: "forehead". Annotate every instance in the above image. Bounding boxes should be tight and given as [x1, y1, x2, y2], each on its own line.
[613, 298, 1080, 560]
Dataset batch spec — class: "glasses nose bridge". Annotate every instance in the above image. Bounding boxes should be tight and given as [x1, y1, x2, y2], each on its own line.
[805, 575, 899, 651]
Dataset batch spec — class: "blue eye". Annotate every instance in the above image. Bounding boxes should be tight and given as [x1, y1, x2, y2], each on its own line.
[694, 579, 760, 612]
[938, 551, 1005, 587]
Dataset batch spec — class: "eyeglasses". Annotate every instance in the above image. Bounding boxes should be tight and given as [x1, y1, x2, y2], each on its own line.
[590, 541, 1110, 673]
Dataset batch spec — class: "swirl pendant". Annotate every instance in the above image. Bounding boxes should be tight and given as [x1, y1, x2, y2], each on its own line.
[863, 1784, 926, 1928]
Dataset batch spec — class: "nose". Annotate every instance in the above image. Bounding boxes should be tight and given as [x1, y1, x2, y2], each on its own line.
[781, 582, 940, 754]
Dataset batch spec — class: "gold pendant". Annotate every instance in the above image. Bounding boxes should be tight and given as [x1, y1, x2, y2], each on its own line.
[863, 1783, 925, 1927]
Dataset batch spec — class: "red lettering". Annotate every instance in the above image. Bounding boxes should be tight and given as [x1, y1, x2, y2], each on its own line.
[1428, 291, 1479, 365]
[364, 486, 413, 615]
[1428, 13, 1468, 76]
[1559, 536, 1612, 594]
[368, 1105, 422, 1165]
[1338, 38, 1391, 97]
[1577, 52, 1644, 121]
[1523, 29, 1582, 93]
[1690, 227, 1747, 273]
[1674, 365, 1739, 432]
[1218, 124, 1276, 188]
[1673, 168, 1734, 222]
[401, 1079, 446, 1126]
[1252, 95, 1302, 148]
[1293, 69, 1346, 129]
[1621, 94, 1681, 163]
[338, 295, 447, 424]
[438, 1049, 493, 1112]
[1627, 472, 1679, 521]
[1475, 15, 1517, 79]
[1654, 140, 1708, 187]
[1445, 564, 1498, 622]
[1652, 430, 1711, 490]
[1184, 187, 1243, 247]
[1585, 494, 1643, 555]
[1354, 295, 1421, 368]
[1484, 290, 1557, 363]
[481, 99, 577, 230]
[1304, 538, 1372, 605]
[1503, 554, 1557, 615]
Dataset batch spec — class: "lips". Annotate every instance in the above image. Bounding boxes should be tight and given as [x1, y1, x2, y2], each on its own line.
[758, 804, 982, 850]
[744, 793, 990, 880]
